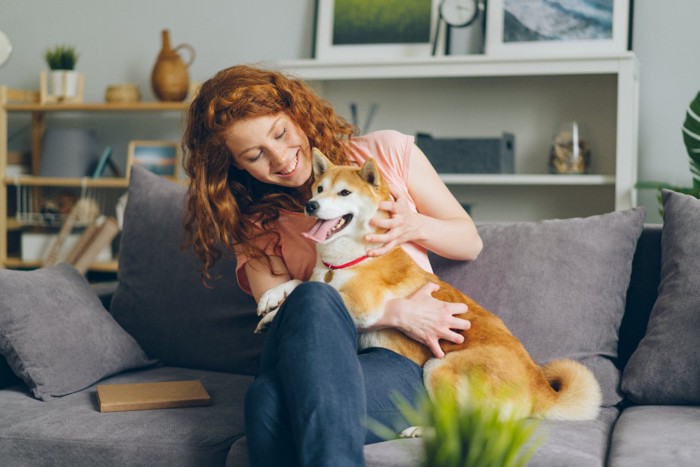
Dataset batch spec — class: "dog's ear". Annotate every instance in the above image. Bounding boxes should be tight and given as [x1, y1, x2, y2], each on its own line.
[359, 158, 381, 191]
[312, 148, 332, 177]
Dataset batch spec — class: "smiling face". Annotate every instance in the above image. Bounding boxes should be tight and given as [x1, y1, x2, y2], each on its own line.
[224, 112, 312, 188]
[302, 149, 389, 245]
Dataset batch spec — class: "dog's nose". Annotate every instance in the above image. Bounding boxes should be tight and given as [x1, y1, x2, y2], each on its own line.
[305, 200, 319, 215]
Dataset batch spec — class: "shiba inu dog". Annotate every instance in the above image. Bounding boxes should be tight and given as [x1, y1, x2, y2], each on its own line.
[256, 148, 601, 427]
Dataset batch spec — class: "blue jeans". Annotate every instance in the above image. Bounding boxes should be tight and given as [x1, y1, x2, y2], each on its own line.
[244, 282, 426, 467]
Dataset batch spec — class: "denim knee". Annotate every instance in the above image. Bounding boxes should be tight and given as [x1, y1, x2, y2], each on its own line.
[278, 281, 353, 325]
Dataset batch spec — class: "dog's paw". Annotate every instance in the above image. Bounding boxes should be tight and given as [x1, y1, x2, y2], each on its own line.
[399, 426, 428, 438]
[254, 309, 278, 334]
[256, 280, 302, 317]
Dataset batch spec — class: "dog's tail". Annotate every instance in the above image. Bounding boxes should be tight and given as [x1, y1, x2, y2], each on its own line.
[538, 359, 602, 420]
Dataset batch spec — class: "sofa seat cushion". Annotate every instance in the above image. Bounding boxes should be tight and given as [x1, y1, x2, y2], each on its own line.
[0, 366, 252, 467]
[226, 408, 619, 467]
[608, 406, 700, 467]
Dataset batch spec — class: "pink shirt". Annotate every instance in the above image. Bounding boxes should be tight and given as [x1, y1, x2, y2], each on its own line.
[235, 130, 432, 295]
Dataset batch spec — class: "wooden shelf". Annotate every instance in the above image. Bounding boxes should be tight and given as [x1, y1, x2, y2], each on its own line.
[276, 53, 638, 81]
[440, 174, 616, 186]
[4, 101, 189, 112]
[2, 85, 188, 272]
[4, 176, 129, 188]
[3, 257, 118, 273]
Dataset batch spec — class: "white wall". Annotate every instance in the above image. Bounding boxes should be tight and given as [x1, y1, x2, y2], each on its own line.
[1, 0, 699, 222]
[632, 0, 700, 222]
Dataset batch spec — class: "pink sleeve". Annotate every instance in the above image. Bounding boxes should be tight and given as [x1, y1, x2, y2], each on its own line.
[348, 130, 414, 195]
[235, 232, 280, 296]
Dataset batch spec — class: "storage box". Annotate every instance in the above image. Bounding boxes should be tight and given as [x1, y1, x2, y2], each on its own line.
[415, 133, 515, 174]
[21, 232, 112, 263]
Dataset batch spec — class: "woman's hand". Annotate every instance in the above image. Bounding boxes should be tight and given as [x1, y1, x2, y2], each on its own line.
[366, 189, 425, 257]
[383, 283, 470, 358]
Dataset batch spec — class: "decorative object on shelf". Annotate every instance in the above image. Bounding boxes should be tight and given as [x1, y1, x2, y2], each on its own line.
[127, 140, 181, 179]
[0, 30, 12, 67]
[432, 0, 484, 55]
[105, 83, 141, 103]
[485, 0, 631, 57]
[416, 132, 515, 174]
[548, 121, 591, 174]
[43, 197, 101, 267]
[313, 0, 441, 60]
[151, 29, 195, 102]
[92, 147, 117, 178]
[349, 102, 379, 134]
[637, 91, 700, 211]
[40, 45, 84, 103]
[6, 151, 30, 177]
[39, 128, 99, 178]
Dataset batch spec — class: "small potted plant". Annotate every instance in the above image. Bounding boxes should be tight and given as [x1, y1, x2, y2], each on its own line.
[44, 45, 80, 99]
[369, 376, 543, 467]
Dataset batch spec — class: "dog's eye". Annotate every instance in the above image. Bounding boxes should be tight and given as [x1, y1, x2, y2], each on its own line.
[339, 189, 351, 196]
[317, 186, 323, 193]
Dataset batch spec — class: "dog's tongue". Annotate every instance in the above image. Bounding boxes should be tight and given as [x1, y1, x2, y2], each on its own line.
[302, 217, 342, 243]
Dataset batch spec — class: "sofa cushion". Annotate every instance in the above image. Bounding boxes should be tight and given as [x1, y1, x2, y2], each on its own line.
[228, 409, 620, 467]
[0, 264, 154, 401]
[110, 166, 264, 376]
[431, 208, 646, 407]
[622, 190, 700, 404]
[608, 406, 700, 467]
[0, 366, 252, 467]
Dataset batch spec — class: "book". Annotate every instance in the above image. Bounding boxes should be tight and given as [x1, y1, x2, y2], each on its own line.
[92, 147, 113, 178]
[96, 380, 211, 413]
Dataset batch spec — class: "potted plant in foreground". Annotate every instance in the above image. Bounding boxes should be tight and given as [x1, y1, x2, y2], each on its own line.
[44, 45, 80, 99]
[369, 376, 544, 467]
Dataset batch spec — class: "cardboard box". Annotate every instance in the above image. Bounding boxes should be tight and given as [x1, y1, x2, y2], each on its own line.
[416, 133, 515, 174]
[21, 232, 112, 263]
[96, 380, 211, 413]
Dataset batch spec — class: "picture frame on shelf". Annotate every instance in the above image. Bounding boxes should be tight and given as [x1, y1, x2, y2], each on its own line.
[126, 141, 180, 179]
[485, 0, 631, 57]
[313, 0, 442, 61]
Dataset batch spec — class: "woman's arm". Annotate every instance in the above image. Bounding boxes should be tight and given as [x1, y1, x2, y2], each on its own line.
[366, 144, 483, 260]
[364, 143, 481, 357]
[245, 255, 294, 303]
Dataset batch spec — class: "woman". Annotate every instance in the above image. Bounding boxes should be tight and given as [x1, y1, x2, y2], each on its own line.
[182, 65, 482, 467]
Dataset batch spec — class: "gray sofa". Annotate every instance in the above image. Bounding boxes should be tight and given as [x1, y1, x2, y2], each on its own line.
[1, 166, 699, 467]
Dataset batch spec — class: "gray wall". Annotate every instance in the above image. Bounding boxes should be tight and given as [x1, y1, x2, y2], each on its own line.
[1, 0, 699, 222]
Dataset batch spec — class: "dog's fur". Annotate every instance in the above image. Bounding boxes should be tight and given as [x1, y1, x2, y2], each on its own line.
[257, 148, 601, 426]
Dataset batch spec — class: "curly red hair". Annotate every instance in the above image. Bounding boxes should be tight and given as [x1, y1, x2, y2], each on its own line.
[182, 65, 356, 283]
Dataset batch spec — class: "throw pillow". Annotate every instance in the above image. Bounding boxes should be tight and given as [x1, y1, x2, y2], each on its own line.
[0, 263, 155, 401]
[110, 166, 264, 375]
[622, 190, 700, 404]
[430, 208, 646, 407]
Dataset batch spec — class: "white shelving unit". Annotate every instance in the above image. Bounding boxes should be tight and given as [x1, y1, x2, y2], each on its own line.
[275, 53, 639, 222]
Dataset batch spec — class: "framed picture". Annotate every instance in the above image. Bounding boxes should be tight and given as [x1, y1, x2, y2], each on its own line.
[314, 0, 441, 61]
[485, 0, 630, 57]
[126, 140, 180, 179]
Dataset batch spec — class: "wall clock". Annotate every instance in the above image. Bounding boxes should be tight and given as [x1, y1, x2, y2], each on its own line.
[432, 0, 485, 55]
[0, 30, 12, 67]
